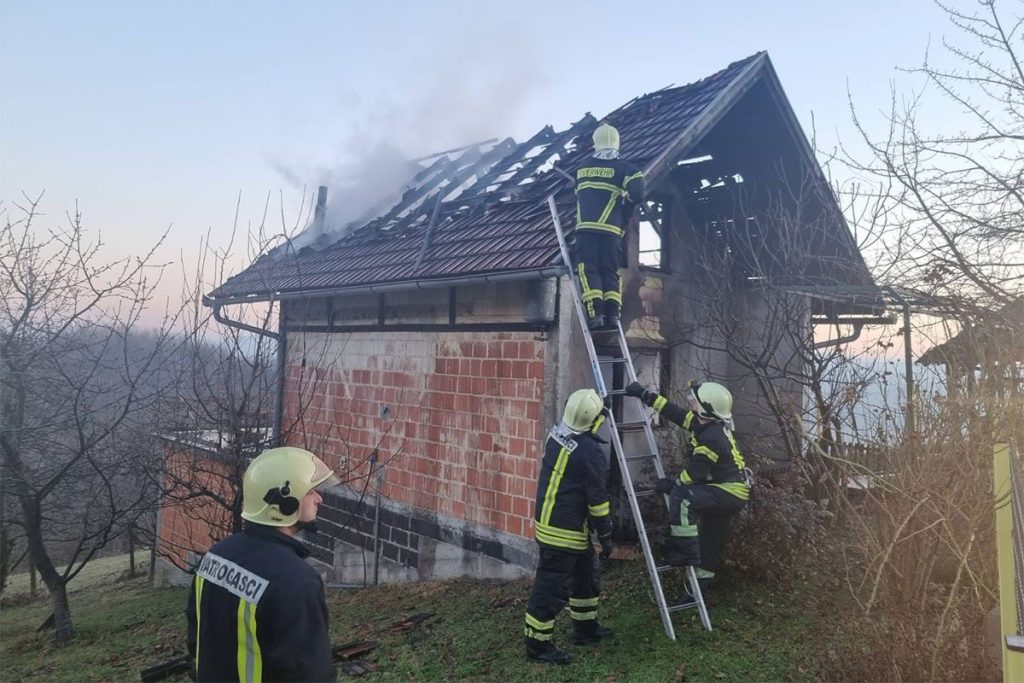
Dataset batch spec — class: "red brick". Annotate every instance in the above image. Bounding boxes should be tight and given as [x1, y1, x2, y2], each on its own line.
[476, 433, 494, 452]
[528, 362, 544, 380]
[501, 494, 516, 514]
[509, 360, 527, 379]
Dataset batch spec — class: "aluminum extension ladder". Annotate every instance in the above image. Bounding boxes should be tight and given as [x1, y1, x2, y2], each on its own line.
[546, 194, 712, 638]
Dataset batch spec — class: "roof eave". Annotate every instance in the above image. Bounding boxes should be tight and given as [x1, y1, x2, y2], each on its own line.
[203, 264, 568, 308]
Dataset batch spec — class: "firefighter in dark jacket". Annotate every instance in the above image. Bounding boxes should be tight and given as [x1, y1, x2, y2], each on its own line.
[524, 388, 615, 665]
[625, 381, 750, 600]
[186, 447, 341, 682]
[573, 122, 647, 331]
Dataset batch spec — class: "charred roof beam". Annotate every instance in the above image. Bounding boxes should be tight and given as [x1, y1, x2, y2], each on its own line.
[459, 126, 556, 198]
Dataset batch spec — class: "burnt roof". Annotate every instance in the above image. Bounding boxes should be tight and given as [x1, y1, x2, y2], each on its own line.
[208, 52, 872, 304]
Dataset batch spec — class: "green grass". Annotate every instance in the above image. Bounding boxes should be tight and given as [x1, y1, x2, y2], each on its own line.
[3, 551, 148, 598]
[1, 576, 186, 682]
[1, 560, 825, 682]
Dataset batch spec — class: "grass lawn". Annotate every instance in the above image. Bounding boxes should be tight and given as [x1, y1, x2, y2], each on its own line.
[3, 551, 150, 598]
[1, 559, 825, 681]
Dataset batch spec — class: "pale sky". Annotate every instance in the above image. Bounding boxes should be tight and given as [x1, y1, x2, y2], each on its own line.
[1, 0, 958, 314]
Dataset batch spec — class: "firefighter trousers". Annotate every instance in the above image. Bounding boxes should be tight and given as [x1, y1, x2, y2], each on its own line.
[669, 484, 746, 576]
[573, 230, 622, 320]
[524, 544, 600, 643]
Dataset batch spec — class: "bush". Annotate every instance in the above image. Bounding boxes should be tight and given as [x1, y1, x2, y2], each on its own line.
[811, 398, 1000, 682]
[727, 467, 834, 587]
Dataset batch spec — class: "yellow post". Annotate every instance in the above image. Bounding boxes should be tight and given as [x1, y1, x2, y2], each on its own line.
[994, 441, 1024, 682]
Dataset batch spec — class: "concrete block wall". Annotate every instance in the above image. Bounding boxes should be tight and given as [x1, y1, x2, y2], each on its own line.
[309, 485, 534, 583]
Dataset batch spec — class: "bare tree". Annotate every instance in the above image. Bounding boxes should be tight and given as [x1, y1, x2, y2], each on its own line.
[154, 196, 407, 571]
[842, 0, 1023, 312]
[796, 3, 1022, 677]
[0, 193, 178, 643]
[647, 162, 891, 468]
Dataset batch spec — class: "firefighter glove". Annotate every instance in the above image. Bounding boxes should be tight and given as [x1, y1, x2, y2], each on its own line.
[599, 534, 613, 559]
[625, 382, 658, 406]
[654, 477, 676, 494]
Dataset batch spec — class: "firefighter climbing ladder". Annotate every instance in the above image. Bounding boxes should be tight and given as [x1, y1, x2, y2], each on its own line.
[546, 194, 712, 639]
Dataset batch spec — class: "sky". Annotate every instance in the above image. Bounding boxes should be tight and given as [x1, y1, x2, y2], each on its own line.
[1, 0, 960, 317]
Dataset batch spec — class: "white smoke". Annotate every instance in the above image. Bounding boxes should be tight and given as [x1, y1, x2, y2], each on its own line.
[277, 29, 547, 249]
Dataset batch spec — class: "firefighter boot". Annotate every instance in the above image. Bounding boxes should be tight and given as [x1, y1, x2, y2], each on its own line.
[525, 637, 571, 665]
[571, 620, 614, 645]
[602, 301, 620, 330]
[587, 315, 606, 332]
[664, 536, 700, 567]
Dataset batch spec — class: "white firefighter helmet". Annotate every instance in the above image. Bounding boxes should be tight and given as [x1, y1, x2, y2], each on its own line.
[592, 123, 620, 153]
[562, 388, 604, 433]
[241, 447, 340, 527]
[688, 381, 733, 424]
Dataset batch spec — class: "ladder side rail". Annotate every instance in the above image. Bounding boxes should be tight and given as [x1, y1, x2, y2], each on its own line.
[547, 195, 606, 396]
[547, 194, 677, 641]
[614, 330, 714, 632]
[548, 194, 711, 636]
[602, 406, 677, 640]
[613, 325, 668, 481]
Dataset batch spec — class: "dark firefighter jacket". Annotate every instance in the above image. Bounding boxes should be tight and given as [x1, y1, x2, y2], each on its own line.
[651, 394, 750, 501]
[533, 419, 613, 551]
[186, 524, 335, 683]
[574, 156, 647, 237]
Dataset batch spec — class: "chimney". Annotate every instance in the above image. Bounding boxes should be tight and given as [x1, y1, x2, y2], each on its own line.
[314, 186, 328, 227]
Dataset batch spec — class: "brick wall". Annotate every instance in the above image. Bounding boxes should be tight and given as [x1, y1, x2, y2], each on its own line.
[282, 330, 547, 550]
[157, 447, 236, 569]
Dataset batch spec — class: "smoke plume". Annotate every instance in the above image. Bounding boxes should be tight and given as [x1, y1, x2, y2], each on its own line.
[277, 29, 547, 249]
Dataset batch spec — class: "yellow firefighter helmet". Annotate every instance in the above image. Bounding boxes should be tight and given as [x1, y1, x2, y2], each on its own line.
[562, 388, 605, 433]
[241, 447, 340, 527]
[592, 123, 620, 153]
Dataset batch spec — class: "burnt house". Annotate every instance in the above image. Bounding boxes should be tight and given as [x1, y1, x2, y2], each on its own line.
[200, 52, 876, 581]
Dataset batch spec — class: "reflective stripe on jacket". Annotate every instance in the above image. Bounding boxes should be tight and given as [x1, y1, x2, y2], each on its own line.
[534, 424, 612, 551]
[186, 524, 335, 682]
[574, 156, 646, 237]
[651, 395, 750, 501]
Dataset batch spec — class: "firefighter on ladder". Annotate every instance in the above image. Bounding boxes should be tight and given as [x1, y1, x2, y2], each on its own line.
[186, 447, 341, 682]
[524, 388, 615, 665]
[625, 380, 750, 603]
[573, 122, 647, 331]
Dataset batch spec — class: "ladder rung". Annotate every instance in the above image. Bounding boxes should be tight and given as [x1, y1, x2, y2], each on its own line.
[667, 602, 701, 613]
[624, 453, 657, 462]
[598, 356, 628, 364]
[616, 420, 650, 431]
[633, 489, 661, 498]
